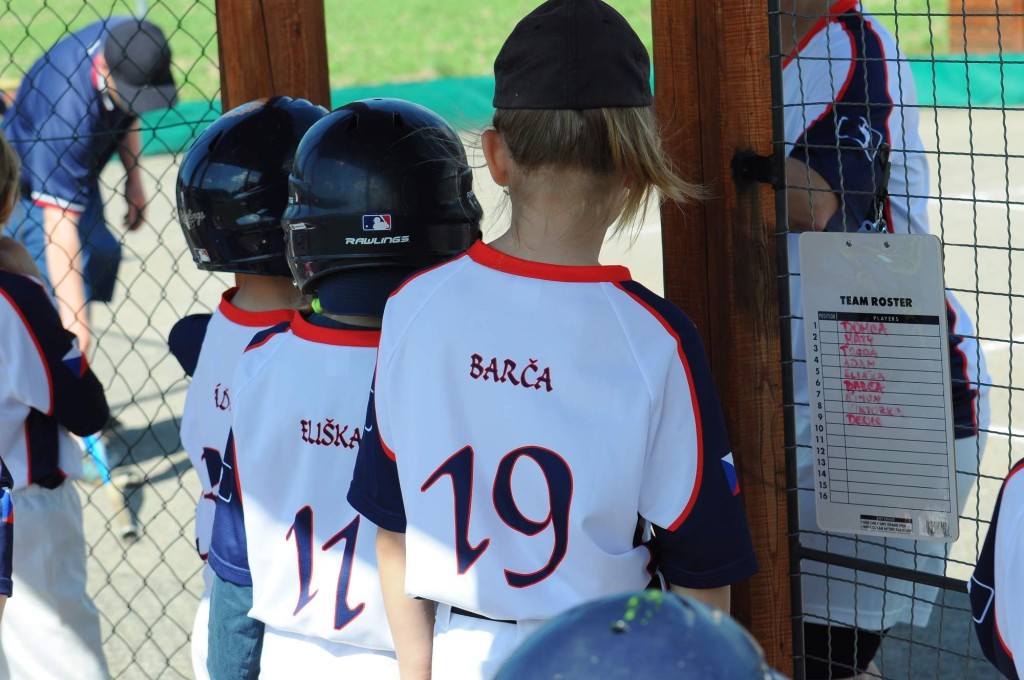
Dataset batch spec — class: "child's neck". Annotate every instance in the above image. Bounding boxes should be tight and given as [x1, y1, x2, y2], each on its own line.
[231, 273, 301, 312]
[489, 169, 623, 267]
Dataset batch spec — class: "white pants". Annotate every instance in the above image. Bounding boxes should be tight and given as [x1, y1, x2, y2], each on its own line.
[799, 395, 990, 630]
[191, 564, 213, 680]
[258, 626, 397, 679]
[431, 605, 544, 680]
[0, 483, 108, 679]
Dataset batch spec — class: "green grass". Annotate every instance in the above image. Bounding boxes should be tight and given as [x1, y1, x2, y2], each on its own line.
[324, 1, 652, 87]
[0, 0, 955, 103]
[0, 0, 219, 100]
[862, 0, 950, 55]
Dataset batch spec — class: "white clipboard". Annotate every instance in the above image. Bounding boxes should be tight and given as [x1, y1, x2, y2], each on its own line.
[799, 232, 958, 542]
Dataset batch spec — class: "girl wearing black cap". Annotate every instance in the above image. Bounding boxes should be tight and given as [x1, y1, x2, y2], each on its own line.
[346, 1, 760, 678]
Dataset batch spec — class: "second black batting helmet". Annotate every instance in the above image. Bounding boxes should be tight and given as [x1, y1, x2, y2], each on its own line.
[282, 97, 483, 294]
[176, 96, 328, 276]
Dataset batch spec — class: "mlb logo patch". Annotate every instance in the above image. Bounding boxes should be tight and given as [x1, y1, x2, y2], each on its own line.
[62, 338, 88, 378]
[194, 248, 211, 263]
[721, 452, 740, 496]
[363, 214, 393, 232]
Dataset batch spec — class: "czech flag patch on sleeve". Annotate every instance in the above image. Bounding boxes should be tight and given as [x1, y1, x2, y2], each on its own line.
[62, 337, 88, 378]
[721, 452, 740, 496]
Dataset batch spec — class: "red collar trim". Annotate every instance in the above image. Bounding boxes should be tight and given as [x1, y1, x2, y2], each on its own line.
[783, 0, 860, 69]
[291, 313, 381, 347]
[218, 288, 295, 327]
[467, 241, 631, 283]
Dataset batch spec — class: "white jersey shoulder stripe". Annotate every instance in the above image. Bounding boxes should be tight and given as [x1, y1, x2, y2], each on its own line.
[611, 281, 703, 531]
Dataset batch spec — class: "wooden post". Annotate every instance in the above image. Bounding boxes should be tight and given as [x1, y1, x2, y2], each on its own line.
[651, 0, 792, 675]
[215, 0, 331, 110]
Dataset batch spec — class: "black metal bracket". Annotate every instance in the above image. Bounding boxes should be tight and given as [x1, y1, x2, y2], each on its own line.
[732, 150, 782, 190]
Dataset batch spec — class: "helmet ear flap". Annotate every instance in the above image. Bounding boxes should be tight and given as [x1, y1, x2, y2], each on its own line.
[282, 98, 483, 296]
[175, 96, 328, 275]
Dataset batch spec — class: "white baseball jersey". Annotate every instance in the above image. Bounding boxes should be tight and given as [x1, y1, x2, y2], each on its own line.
[0, 270, 107, 490]
[179, 288, 293, 559]
[971, 458, 1024, 680]
[784, 0, 989, 629]
[232, 313, 394, 651]
[349, 241, 758, 623]
[0, 270, 109, 676]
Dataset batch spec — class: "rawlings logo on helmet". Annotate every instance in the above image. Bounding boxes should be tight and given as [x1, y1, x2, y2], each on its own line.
[344, 236, 411, 245]
[176, 208, 206, 229]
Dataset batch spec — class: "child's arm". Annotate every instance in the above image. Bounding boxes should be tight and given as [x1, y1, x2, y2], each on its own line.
[0, 270, 109, 435]
[377, 527, 434, 680]
[116, 119, 146, 232]
[42, 205, 90, 354]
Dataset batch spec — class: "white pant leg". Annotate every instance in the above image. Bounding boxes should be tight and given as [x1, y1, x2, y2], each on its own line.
[799, 385, 991, 630]
[0, 483, 109, 680]
[191, 564, 214, 680]
[431, 606, 544, 680]
[258, 626, 397, 679]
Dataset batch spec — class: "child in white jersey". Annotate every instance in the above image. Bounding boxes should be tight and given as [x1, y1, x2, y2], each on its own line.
[170, 96, 326, 680]
[225, 97, 481, 678]
[347, 2, 759, 678]
[971, 458, 1024, 680]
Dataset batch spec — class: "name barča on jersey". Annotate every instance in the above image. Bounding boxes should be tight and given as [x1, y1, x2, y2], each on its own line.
[470, 353, 553, 392]
[300, 419, 362, 449]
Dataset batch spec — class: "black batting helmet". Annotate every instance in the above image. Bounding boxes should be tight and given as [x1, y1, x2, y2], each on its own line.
[282, 98, 483, 295]
[176, 96, 328, 275]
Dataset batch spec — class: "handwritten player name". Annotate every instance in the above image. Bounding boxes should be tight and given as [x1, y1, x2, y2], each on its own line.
[839, 295, 913, 307]
[838, 320, 894, 426]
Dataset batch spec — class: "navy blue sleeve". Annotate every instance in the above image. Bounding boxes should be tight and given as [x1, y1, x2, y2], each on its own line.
[1, 272, 109, 436]
[619, 281, 759, 589]
[206, 430, 251, 586]
[653, 326, 759, 588]
[347, 379, 407, 533]
[168, 314, 212, 377]
[790, 15, 892, 232]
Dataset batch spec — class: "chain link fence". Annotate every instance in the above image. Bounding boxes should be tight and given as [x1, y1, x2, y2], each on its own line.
[0, 2, 221, 677]
[775, 0, 1022, 678]
[0, 1, 1019, 678]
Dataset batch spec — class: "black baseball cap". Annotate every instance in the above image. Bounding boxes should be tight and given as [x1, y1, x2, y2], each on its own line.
[104, 19, 178, 114]
[493, 0, 652, 110]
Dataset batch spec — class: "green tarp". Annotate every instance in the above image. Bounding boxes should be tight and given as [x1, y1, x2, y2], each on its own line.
[139, 57, 1024, 156]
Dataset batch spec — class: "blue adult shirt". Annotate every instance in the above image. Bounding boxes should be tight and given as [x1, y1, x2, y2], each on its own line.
[3, 18, 136, 213]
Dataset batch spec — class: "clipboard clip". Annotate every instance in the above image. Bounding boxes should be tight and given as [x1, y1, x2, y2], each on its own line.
[863, 143, 892, 234]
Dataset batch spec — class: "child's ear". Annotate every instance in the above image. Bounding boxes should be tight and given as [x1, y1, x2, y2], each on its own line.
[481, 129, 509, 188]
